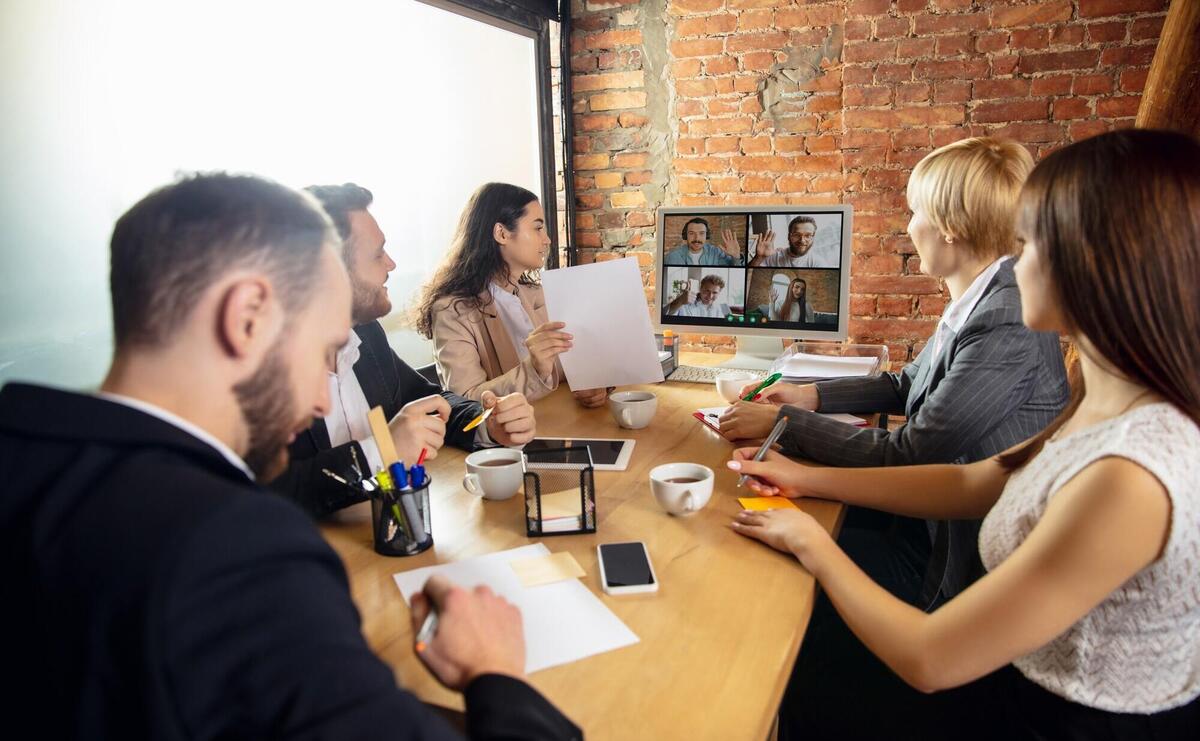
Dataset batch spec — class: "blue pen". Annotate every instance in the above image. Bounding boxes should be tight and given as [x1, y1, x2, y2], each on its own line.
[410, 464, 426, 488]
[389, 462, 427, 543]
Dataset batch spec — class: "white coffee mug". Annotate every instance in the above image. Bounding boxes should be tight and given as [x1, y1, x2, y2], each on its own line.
[715, 371, 756, 403]
[608, 390, 658, 430]
[462, 448, 524, 501]
[649, 463, 714, 516]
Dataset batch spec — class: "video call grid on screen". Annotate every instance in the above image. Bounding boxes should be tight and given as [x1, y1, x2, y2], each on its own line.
[655, 206, 852, 338]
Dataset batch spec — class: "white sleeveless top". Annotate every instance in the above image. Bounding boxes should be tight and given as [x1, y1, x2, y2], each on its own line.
[979, 403, 1200, 713]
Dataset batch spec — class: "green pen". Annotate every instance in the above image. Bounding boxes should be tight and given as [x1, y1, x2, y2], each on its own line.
[742, 372, 782, 402]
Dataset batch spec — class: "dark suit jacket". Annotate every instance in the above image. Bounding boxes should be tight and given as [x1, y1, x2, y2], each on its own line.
[0, 383, 580, 741]
[273, 320, 482, 517]
[777, 261, 1069, 604]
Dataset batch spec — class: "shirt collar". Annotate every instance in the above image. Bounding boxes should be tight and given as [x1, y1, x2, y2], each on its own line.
[95, 392, 255, 481]
[333, 330, 363, 379]
[940, 256, 1009, 334]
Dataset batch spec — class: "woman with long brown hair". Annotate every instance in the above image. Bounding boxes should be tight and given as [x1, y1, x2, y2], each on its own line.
[413, 183, 608, 407]
[769, 276, 814, 322]
[729, 129, 1200, 738]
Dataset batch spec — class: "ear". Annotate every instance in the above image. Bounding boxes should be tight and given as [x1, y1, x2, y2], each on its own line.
[493, 222, 510, 245]
[216, 277, 278, 360]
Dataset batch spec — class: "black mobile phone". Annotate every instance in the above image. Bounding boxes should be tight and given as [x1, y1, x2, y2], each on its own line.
[597, 542, 658, 595]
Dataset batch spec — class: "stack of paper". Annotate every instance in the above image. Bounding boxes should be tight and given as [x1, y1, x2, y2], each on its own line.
[694, 406, 868, 433]
[777, 352, 879, 381]
[526, 487, 590, 533]
[393, 544, 639, 673]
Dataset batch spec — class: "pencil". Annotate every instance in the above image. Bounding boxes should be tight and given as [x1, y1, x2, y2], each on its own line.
[736, 416, 788, 488]
[414, 608, 439, 652]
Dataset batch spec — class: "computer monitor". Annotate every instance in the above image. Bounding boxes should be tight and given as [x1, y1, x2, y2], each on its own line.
[654, 204, 853, 370]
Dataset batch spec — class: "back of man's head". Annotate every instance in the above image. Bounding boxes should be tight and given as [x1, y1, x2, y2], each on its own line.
[110, 173, 336, 349]
[304, 183, 373, 261]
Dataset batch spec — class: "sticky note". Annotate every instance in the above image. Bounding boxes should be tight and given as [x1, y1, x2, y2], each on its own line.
[737, 496, 799, 511]
[528, 488, 585, 519]
[510, 551, 586, 587]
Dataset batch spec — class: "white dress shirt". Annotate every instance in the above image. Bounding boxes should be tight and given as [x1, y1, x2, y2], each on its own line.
[96, 391, 255, 481]
[489, 282, 535, 361]
[929, 256, 1010, 360]
[674, 299, 731, 318]
[325, 331, 490, 475]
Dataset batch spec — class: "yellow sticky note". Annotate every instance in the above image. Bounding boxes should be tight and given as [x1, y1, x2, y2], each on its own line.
[510, 551, 586, 587]
[737, 496, 799, 511]
[528, 488, 585, 519]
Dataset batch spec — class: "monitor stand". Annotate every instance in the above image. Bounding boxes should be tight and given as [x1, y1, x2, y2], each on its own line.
[718, 335, 787, 371]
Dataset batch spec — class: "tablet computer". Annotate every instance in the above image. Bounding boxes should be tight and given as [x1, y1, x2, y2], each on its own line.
[524, 437, 635, 471]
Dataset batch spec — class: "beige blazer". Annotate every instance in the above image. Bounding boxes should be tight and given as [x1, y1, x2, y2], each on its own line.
[432, 283, 562, 402]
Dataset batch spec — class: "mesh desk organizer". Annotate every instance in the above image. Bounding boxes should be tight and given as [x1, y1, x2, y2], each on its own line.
[523, 446, 597, 537]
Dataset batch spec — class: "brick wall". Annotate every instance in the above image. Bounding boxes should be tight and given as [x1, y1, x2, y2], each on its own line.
[568, 0, 1168, 363]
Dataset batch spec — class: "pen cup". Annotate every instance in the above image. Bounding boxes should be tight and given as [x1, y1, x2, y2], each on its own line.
[371, 476, 433, 557]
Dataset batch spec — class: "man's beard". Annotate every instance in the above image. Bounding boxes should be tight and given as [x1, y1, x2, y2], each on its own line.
[351, 277, 391, 325]
[789, 241, 812, 256]
[233, 338, 300, 483]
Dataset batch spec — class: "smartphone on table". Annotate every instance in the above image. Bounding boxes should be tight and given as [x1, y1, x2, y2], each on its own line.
[597, 541, 658, 595]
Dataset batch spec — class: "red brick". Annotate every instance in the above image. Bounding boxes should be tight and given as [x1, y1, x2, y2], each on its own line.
[614, 152, 649, 168]
[792, 154, 844, 173]
[573, 175, 594, 191]
[591, 91, 647, 111]
[782, 137, 819, 156]
[670, 60, 702, 80]
[936, 34, 973, 56]
[918, 295, 949, 316]
[726, 31, 789, 53]
[934, 81, 973, 104]
[845, 40, 897, 64]
[690, 117, 755, 136]
[845, 130, 891, 148]
[895, 82, 932, 103]
[878, 296, 914, 317]
[576, 231, 602, 248]
[576, 193, 604, 209]
[874, 16, 912, 39]
[734, 75, 764, 93]
[843, 65, 875, 84]
[844, 19, 872, 40]
[973, 99, 1049, 123]
[707, 13, 740, 34]
[1069, 119, 1110, 141]
[991, 54, 1020, 76]
[731, 155, 795, 172]
[574, 153, 610, 170]
[740, 136, 772, 154]
[618, 112, 649, 127]
[897, 38, 936, 59]
[670, 38, 725, 58]
[1031, 75, 1073, 95]
[705, 57, 739, 75]
[861, 254, 906, 275]
[1085, 20, 1128, 43]
[1017, 50, 1101, 73]
[741, 97, 765, 114]
[626, 171, 654, 187]
[677, 175, 708, 194]
[714, 77, 736, 94]
[594, 172, 623, 189]
[913, 59, 989, 80]
[741, 51, 778, 71]
[847, 105, 966, 129]
[574, 212, 595, 230]
[1130, 16, 1165, 41]
[850, 318, 940, 341]
[675, 157, 728, 173]
[974, 31, 1009, 53]
[1010, 28, 1049, 51]
[577, 114, 618, 132]
[847, 0, 891, 15]
[571, 55, 598, 73]
[674, 18, 707, 37]
[851, 295, 878, 315]
[676, 100, 703, 117]
[585, 30, 642, 50]
[574, 70, 645, 92]
[776, 175, 810, 193]
[1049, 24, 1085, 46]
[991, 1, 1072, 26]
[1100, 45, 1156, 66]
[1097, 96, 1141, 118]
[705, 137, 740, 154]
[668, 0, 724, 12]
[989, 121, 1066, 142]
[914, 13, 988, 35]
[627, 209, 655, 227]
[896, 0, 927, 11]
[677, 137, 703, 156]
[1078, 0, 1167, 19]
[728, 0, 790, 7]
[1120, 67, 1149, 94]
[893, 128, 931, 148]
[806, 134, 839, 153]
[975, 78, 1031, 99]
[677, 78, 718, 98]
[1052, 97, 1092, 120]
[709, 176, 741, 194]
[736, 10, 772, 32]
[1073, 73, 1114, 95]
[741, 175, 776, 193]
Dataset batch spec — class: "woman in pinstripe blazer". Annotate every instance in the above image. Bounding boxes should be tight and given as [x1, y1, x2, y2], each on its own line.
[720, 137, 1069, 738]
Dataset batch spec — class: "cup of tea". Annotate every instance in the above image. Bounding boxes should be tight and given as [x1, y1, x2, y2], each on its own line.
[608, 390, 657, 430]
[649, 463, 714, 516]
[463, 448, 524, 501]
[715, 371, 756, 403]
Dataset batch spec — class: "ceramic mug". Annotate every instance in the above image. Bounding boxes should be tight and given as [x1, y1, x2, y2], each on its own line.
[649, 463, 714, 516]
[715, 371, 757, 403]
[608, 390, 658, 430]
[462, 448, 524, 501]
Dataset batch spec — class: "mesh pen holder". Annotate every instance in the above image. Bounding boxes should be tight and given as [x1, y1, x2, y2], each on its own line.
[371, 476, 433, 557]
[523, 447, 597, 537]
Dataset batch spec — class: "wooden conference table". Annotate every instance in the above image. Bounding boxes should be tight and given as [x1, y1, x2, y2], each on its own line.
[320, 357, 846, 741]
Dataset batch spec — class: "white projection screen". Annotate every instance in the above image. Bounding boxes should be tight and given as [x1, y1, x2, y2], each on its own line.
[0, 0, 545, 388]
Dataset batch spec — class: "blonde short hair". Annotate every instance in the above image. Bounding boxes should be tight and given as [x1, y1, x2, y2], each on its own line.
[700, 274, 725, 289]
[906, 137, 1034, 260]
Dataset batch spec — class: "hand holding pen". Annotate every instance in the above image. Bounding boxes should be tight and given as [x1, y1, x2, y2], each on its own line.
[731, 416, 789, 489]
[725, 440, 809, 498]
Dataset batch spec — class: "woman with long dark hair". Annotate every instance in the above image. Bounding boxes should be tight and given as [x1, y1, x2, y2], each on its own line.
[728, 129, 1200, 738]
[769, 277, 814, 322]
[414, 183, 608, 407]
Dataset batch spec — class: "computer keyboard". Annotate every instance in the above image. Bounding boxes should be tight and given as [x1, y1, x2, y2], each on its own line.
[667, 364, 767, 384]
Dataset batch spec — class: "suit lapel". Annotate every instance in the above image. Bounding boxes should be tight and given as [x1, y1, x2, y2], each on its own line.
[351, 325, 390, 415]
[308, 417, 332, 451]
[482, 305, 521, 373]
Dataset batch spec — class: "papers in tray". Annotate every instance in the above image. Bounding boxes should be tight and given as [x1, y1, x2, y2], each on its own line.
[776, 351, 879, 381]
[694, 406, 868, 434]
[393, 544, 638, 673]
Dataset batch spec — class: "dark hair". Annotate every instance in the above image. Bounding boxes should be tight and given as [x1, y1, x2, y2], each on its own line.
[110, 173, 335, 349]
[681, 217, 710, 241]
[414, 182, 539, 338]
[788, 215, 817, 232]
[999, 129, 1200, 470]
[304, 183, 373, 261]
[781, 277, 807, 321]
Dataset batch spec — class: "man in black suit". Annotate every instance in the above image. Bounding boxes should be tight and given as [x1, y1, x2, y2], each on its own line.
[0, 173, 579, 740]
[272, 183, 536, 517]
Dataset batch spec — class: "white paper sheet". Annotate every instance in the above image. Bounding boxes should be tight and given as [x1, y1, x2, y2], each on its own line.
[779, 352, 878, 379]
[697, 406, 868, 428]
[541, 258, 666, 389]
[392, 544, 639, 673]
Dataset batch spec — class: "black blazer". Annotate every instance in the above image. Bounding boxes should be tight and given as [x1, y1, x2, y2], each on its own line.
[273, 320, 482, 516]
[0, 383, 580, 741]
[777, 261, 1069, 604]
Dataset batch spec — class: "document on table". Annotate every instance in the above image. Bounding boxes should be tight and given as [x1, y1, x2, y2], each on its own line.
[695, 406, 868, 428]
[393, 544, 639, 673]
[778, 352, 879, 379]
[541, 258, 665, 389]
